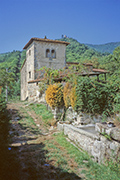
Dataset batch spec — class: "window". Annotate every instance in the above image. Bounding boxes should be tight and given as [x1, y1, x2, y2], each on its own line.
[29, 50, 31, 56]
[51, 49, 56, 58]
[46, 49, 50, 58]
[46, 49, 56, 59]
[29, 71, 31, 78]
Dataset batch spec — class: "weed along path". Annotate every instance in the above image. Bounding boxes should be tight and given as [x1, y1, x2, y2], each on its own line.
[1, 101, 120, 180]
[5, 101, 84, 180]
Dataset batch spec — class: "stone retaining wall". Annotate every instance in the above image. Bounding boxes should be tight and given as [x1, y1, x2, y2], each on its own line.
[65, 107, 117, 125]
[57, 123, 120, 163]
[28, 83, 46, 103]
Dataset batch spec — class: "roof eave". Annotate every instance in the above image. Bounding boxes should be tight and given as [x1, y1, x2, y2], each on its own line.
[23, 37, 70, 50]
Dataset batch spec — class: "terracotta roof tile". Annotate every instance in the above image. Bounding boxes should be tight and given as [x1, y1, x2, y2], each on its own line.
[23, 37, 70, 49]
[28, 78, 44, 83]
[27, 63, 109, 83]
[93, 69, 108, 73]
[83, 63, 93, 66]
[66, 62, 79, 65]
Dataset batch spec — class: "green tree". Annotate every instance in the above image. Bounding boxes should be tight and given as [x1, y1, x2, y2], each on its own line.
[0, 68, 14, 119]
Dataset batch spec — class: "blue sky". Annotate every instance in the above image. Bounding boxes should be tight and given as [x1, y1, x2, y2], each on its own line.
[0, 0, 120, 53]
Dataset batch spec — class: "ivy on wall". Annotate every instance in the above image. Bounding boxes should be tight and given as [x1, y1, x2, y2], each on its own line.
[41, 63, 120, 116]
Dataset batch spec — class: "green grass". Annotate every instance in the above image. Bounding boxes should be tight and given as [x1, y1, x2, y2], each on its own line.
[6, 101, 120, 179]
[27, 103, 120, 180]
[44, 138, 73, 173]
[55, 133, 120, 180]
[29, 103, 54, 125]
[18, 106, 41, 134]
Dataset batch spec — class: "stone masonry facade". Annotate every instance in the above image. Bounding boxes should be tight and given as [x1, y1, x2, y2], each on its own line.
[21, 38, 69, 101]
[21, 59, 27, 100]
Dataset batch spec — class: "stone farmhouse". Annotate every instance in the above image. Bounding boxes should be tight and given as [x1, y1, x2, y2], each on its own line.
[21, 37, 108, 102]
[21, 37, 70, 101]
[20, 38, 120, 164]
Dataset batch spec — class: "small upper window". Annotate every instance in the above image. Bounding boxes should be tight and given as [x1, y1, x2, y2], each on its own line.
[29, 50, 31, 56]
[46, 49, 50, 58]
[51, 49, 56, 58]
[29, 71, 31, 78]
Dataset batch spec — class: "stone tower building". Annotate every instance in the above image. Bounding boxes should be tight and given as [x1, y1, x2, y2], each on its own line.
[21, 37, 70, 101]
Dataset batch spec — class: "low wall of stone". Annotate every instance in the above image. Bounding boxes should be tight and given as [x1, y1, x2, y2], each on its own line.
[65, 107, 116, 125]
[28, 82, 46, 103]
[57, 122, 120, 163]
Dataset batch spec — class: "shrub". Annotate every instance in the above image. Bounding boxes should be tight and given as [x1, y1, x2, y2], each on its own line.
[75, 76, 115, 115]
[45, 83, 64, 109]
[63, 82, 72, 108]
[0, 95, 7, 120]
[70, 86, 77, 109]
[113, 93, 120, 113]
[39, 82, 47, 95]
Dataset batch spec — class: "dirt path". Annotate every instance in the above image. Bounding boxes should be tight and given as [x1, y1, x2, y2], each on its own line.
[1, 101, 84, 180]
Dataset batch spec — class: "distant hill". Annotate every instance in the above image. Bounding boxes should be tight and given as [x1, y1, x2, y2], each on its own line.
[85, 42, 120, 54]
[0, 37, 107, 97]
[0, 37, 120, 98]
[0, 50, 26, 72]
[0, 37, 107, 71]
[57, 37, 106, 63]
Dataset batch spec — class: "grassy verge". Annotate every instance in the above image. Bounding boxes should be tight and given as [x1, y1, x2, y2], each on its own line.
[17, 106, 41, 135]
[54, 133, 120, 180]
[28, 103, 120, 180]
[4, 101, 120, 180]
[29, 103, 54, 125]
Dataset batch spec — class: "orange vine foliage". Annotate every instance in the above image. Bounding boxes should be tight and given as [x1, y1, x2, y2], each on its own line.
[45, 83, 64, 108]
[70, 86, 77, 109]
[63, 82, 72, 108]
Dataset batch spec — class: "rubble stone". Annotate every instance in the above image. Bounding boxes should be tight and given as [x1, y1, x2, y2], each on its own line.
[57, 122, 120, 163]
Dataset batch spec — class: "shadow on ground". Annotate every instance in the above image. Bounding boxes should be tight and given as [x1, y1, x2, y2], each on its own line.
[0, 108, 82, 180]
[0, 140, 82, 180]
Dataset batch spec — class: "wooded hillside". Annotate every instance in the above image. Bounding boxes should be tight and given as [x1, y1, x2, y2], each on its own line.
[86, 41, 120, 54]
[58, 37, 108, 62]
[0, 37, 120, 100]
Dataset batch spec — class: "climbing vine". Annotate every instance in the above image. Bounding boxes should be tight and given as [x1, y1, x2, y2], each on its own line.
[45, 83, 64, 109]
[40, 65, 120, 116]
[75, 76, 117, 115]
[63, 82, 71, 108]
[69, 86, 77, 109]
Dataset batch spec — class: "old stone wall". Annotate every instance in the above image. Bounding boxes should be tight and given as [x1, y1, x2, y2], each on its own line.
[21, 42, 35, 101]
[21, 40, 67, 101]
[21, 59, 27, 101]
[57, 123, 120, 163]
[34, 41, 66, 78]
[28, 82, 46, 103]
[65, 107, 115, 125]
[26, 42, 35, 81]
